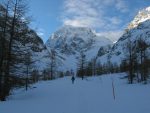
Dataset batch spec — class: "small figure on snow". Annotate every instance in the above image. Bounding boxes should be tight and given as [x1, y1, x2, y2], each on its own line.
[71, 76, 75, 84]
[71, 69, 75, 84]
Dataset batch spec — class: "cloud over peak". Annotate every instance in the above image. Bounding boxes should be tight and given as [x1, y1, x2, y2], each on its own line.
[62, 0, 128, 29]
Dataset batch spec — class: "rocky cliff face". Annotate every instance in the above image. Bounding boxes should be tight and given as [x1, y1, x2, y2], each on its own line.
[46, 25, 112, 71]
[11, 29, 51, 76]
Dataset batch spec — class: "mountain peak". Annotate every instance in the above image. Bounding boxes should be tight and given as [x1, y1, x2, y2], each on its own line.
[128, 6, 150, 30]
[145, 6, 150, 11]
[56, 25, 93, 35]
[47, 25, 96, 45]
[46, 26, 112, 71]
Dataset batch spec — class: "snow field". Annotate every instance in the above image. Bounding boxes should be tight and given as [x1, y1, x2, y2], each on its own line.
[0, 73, 150, 113]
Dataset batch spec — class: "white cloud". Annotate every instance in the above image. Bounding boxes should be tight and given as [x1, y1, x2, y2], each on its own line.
[62, 0, 128, 28]
[62, 0, 128, 41]
[109, 17, 122, 25]
[36, 28, 45, 37]
[64, 18, 92, 27]
[63, 0, 102, 28]
[96, 31, 124, 42]
[64, 16, 104, 28]
[116, 0, 129, 13]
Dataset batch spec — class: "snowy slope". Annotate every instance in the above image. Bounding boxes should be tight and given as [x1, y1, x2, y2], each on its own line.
[97, 6, 150, 65]
[1, 73, 150, 113]
[11, 29, 51, 77]
[25, 31, 51, 72]
[32, 47, 51, 72]
[46, 25, 112, 71]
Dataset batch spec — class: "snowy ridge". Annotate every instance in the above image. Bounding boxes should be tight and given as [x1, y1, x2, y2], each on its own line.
[32, 48, 51, 71]
[128, 6, 150, 30]
[11, 29, 51, 77]
[98, 6, 150, 65]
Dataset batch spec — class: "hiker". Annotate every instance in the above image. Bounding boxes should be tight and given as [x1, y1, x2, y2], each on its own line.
[70, 69, 75, 84]
[71, 76, 75, 84]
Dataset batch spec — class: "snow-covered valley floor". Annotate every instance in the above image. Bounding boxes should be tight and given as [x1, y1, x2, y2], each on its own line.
[0, 73, 150, 113]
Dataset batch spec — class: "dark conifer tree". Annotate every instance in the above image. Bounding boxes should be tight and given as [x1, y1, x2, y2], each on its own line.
[77, 51, 87, 80]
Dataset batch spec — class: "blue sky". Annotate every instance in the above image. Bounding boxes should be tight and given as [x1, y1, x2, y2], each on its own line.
[28, 0, 150, 42]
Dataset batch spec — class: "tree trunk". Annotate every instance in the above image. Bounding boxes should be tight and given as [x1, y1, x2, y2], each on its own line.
[0, 1, 10, 101]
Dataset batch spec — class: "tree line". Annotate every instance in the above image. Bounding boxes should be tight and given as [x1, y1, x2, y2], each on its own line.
[76, 52, 120, 79]
[0, 0, 46, 101]
[77, 37, 150, 84]
[121, 36, 150, 84]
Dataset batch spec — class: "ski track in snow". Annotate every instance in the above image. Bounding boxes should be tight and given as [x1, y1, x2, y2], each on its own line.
[0, 73, 150, 113]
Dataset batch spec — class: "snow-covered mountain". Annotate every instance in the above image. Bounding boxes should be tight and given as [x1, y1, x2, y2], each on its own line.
[0, 3, 51, 78]
[27, 30, 51, 72]
[128, 6, 150, 30]
[98, 6, 150, 65]
[46, 25, 112, 72]
[11, 29, 51, 77]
